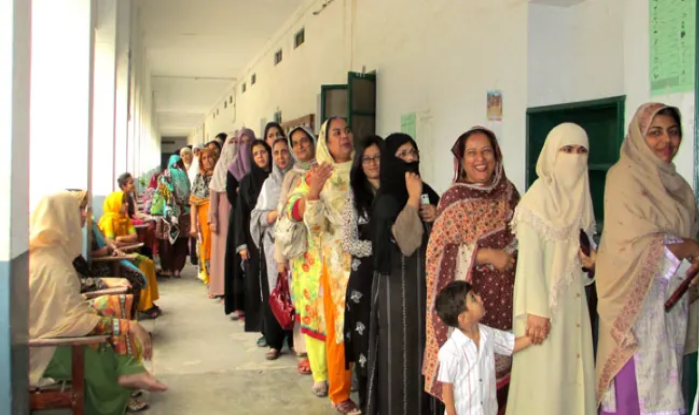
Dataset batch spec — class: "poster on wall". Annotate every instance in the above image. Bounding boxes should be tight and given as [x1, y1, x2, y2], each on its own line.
[649, 0, 696, 95]
[401, 112, 417, 139]
[487, 90, 503, 121]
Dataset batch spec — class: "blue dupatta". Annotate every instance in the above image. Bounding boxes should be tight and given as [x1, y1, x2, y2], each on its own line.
[92, 223, 147, 287]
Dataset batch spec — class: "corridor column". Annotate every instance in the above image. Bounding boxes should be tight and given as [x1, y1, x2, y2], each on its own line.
[114, 0, 131, 176]
[30, 0, 96, 207]
[92, 0, 118, 216]
[0, 0, 31, 414]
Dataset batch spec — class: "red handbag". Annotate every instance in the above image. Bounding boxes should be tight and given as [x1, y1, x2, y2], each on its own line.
[269, 272, 295, 330]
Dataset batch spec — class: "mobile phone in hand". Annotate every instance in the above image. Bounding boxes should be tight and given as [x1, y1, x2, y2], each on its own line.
[421, 194, 430, 205]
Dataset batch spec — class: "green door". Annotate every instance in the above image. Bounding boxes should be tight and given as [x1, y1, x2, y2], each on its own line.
[526, 96, 625, 231]
[320, 84, 348, 125]
[347, 72, 377, 146]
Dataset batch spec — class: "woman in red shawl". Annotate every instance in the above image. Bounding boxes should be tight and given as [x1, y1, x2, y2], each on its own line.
[423, 127, 520, 409]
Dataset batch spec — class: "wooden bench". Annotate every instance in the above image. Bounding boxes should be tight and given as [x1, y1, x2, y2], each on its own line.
[92, 254, 138, 276]
[29, 335, 109, 415]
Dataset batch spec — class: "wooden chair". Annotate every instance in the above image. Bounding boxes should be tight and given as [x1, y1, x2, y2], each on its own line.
[29, 335, 109, 415]
[92, 254, 138, 276]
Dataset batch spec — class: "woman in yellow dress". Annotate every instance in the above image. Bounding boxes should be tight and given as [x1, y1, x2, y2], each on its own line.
[99, 190, 161, 318]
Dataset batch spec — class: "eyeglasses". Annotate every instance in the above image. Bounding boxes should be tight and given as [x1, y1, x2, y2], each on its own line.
[361, 155, 380, 165]
[396, 148, 419, 159]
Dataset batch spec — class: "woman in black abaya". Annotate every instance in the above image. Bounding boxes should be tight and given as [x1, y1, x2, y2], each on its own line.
[235, 140, 272, 336]
[366, 133, 440, 415]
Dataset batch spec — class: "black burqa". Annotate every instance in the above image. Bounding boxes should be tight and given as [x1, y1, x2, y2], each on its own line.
[223, 171, 241, 314]
[366, 133, 441, 415]
[234, 140, 271, 333]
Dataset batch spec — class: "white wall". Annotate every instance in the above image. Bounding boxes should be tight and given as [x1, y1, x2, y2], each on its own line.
[622, 0, 696, 185]
[528, 0, 696, 187]
[200, 0, 529, 194]
[201, 0, 696, 194]
[528, 0, 625, 108]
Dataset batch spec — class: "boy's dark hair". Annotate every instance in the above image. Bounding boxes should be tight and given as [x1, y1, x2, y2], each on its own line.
[435, 281, 473, 327]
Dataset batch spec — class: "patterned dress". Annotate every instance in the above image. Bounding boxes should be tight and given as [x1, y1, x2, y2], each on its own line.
[285, 174, 326, 340]
[423, 178, 520, 403]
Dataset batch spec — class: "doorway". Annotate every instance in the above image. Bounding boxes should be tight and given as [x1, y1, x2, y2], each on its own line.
[526, 96, 626, 232]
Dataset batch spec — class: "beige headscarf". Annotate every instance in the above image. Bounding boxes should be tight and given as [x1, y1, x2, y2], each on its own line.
[511, 123, 596, 318]
[595, 103, 698, 403]
[29, 191, 101, 386]
[314, 118, 354, 226]
[209, 135, 239, 192]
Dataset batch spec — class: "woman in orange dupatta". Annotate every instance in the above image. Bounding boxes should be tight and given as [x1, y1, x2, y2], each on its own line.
[190, 148, 216, 284]
[98, 191, 161, 318]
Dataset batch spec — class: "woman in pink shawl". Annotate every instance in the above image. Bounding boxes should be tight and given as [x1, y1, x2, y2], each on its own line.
[207, 132, 244, 300]
[222, 129, 254, 319]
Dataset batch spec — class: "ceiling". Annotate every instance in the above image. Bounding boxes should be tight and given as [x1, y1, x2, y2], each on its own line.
[139, 0, 304, 137]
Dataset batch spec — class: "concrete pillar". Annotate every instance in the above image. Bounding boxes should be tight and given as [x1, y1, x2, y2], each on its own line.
[30, 0, 96, 208]
[114, 0, 131, 177]
[0, 0, 31, 413]
[92, 0, 118, 218]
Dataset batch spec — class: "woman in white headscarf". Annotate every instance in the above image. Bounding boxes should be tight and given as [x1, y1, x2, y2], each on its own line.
[506, 123, 597, 415]
[187, 143, 205, 185]
[207, 134, 240, 299]
[251, 137, 295, 359]
[29, 191, 166, 415]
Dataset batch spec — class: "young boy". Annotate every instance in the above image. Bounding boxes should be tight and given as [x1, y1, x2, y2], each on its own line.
[435, 281, 531, 415]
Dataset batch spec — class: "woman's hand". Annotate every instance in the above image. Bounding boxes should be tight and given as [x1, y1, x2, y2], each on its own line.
[405, 172, 423, 206]
[239, 249, 250, 261]
[129, 322, 153, 360]
[479, 248, 514, 272]
[93, 246, 110, 258]
[210, 223, 218, 234]
[525, 314, 550, 345]
[113, 248, 126, 257]
[267, 210, 280, 225]
[579, 247, 597, 270]
[277, 263, 288, 275]
[688, 256, 699, 286]
[308, 163, 333, 200]
[419, 204, 437, 223]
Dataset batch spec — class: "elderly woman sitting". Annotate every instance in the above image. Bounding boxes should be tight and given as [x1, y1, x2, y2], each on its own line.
[29, 191, 167, 415]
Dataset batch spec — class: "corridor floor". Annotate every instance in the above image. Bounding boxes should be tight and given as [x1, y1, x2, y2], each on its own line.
[140, 264, 338, 415]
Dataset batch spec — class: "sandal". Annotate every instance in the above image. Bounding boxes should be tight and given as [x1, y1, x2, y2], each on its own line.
[256, 337, 268, 348]
[140, 307, 161, 319]
[312, 381, 328, 397]
[334, 399, 361, 415]
[127, 397, 149, 412]
[297, 358, 311, 375]
[266, 348, 281, 360]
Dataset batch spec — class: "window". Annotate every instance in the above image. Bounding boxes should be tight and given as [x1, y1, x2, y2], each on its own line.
[251, 73, 257, 85]
[274, 49, 283, 66]
[224, 101, 227, 109]
[229, 96, 233, 104]
[294, 28, 305, 48]
[274, 111, 282, 124]
[242, 83, 247, 93]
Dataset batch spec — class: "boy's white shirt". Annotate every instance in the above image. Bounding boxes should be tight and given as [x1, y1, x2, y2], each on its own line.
[437, 324, 515, 415]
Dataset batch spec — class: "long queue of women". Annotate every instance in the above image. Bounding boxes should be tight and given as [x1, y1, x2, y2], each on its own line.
[26, 100, 699, 415]
[178, 101, 699, 415]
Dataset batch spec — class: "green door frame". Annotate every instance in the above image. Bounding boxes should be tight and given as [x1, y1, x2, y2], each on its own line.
[320, 84, 348, 124]
[525, 96, 626, 187]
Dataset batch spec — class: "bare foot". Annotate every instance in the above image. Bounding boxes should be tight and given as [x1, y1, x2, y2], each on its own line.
[119, 372, 168, 392]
